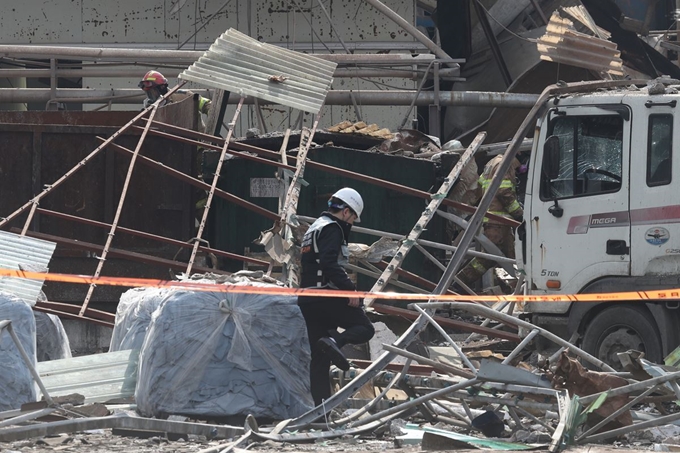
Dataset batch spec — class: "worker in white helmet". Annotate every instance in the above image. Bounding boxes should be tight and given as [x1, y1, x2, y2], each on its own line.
[298, 187, 375, 406]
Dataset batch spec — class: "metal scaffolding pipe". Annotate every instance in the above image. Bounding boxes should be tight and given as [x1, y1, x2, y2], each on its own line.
[0, 44, 448, 66]
[0, 45, 203, 62]
[0, 67, 461, 80]
[0, 88, 539, 107]
[361, 0, 457, 68]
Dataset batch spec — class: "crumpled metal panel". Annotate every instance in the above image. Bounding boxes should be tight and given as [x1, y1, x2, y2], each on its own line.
[537, 12, 624, 76]
[180, 28, 337, 114]
[0, 230, 56, 305]
[37, 349, 139, 404]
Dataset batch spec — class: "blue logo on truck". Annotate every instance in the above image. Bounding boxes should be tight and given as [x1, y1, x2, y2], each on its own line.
[646, 227, 670, 245]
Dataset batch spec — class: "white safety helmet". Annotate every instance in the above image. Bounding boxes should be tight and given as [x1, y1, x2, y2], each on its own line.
[442, 139, 464, 151]
[331, 187, 364, 222]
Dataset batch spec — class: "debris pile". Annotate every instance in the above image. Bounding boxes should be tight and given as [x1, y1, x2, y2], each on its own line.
[4, 2, 680, 451]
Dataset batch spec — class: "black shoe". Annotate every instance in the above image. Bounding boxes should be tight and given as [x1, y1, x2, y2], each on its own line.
[317, 337, 350, 371]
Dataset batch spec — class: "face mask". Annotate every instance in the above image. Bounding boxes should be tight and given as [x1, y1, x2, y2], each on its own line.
[145, 87, 162, 102]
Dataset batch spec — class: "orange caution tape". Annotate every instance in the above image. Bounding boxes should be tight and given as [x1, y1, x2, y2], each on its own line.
[0, 267, 678, 303]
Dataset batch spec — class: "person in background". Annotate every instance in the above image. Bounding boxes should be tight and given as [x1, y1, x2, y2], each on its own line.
[297, 187, 375, 406]
[138, 70, 212, 116]
[454, 154, 525, 292]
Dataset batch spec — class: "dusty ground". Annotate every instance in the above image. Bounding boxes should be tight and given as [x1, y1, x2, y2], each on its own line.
[0, 431, 415, 453]
[0, 430, 664, 453]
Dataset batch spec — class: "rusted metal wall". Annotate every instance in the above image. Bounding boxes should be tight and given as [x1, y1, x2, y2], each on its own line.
[0, 96, 198, 305]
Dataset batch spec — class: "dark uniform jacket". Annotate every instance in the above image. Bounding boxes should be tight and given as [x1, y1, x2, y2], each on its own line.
[298, 212, 354, 304]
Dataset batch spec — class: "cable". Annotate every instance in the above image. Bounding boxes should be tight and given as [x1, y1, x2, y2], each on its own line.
[177, 0, 234, 50]
[286, 0, 335, 53]
[652, 19, 678, 51]
[472, 0, 537, 44]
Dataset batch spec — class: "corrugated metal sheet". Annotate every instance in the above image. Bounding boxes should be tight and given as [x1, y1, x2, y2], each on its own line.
[537, 12, 624, 76]
[180, 28, 337, 114]
[37, 349, 138, 404]
[0, 230, 56, 305]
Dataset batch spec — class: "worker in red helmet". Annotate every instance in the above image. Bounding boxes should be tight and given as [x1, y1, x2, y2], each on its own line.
[139, 70, 169, 108]
[138, 70, 212, 116]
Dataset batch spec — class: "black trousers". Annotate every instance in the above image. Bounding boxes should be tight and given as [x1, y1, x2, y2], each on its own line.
[298, 298, 375, 406]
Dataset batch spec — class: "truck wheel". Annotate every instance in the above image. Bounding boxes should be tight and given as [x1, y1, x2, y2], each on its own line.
[581, 305, 662, 369]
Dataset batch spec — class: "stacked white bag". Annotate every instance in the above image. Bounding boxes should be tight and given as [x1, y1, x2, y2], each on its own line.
[112, 280, 313, 419]
[0, 292, 37, 411]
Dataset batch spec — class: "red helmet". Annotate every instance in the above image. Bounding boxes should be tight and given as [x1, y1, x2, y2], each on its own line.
[138, 70, 168, 90]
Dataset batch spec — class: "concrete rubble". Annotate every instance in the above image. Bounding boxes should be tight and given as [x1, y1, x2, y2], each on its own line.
[2, 0, 680, 452]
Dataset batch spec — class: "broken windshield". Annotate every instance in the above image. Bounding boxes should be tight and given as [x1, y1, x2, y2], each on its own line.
[541, 114, 623, 200]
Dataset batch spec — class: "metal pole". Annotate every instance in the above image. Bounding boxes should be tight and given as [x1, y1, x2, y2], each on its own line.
[417, 302, 615, 372]
[411, 305, 478, 373]
[80, 102, 161, 316]
[99, 138, 279, 221]
[349, 378, 479, 428]
[0, 44, 204, 61]
[579, 370, 680, 405]
[583, 410, 680, 444]
[315, 0, 351, 54]
[186, 97, 245, 275]
[298, 215, 515, 263]
[345, 263, 428, 293]
[0, 67, 461, 80]
[0, 322, 54, 406]
[312, 360, 414, 428]
[37, 207, 268, 266]
[502, 329, 539, 364]
[576, 385, 658, 443]
[361, 0, 458, 68]
[0, 408, 56, 429]
[364, 132, 485, 307]
[48, 59, 57, 110]
[0, 44, 453, 64]
[0, 87, 174, 230]
[471, 0, 512, 87]
[435, 209, 516, 274]
[0, 88, 540, 107]
[382, 343, 474, 378]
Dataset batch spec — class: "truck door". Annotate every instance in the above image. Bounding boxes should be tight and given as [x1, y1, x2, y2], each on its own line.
[530, 106, 631, 293]
[629, 109, 677, 276]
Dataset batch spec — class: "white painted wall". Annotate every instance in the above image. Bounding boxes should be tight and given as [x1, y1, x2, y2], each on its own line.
[0, 0, 419, 134]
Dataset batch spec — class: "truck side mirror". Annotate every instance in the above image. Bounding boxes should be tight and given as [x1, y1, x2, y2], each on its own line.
[543, 135, 560, 180]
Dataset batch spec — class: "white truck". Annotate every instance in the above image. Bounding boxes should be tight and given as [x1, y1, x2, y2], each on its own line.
[517, 79, 680, 366]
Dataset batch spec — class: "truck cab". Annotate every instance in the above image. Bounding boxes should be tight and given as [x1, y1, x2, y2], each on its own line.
[520, 84, 680, 366]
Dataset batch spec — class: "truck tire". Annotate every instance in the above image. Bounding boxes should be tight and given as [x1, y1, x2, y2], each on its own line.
[581, 305, 662, 369]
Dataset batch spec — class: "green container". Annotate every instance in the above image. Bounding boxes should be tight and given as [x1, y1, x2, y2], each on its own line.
[203, 146, 448, 290]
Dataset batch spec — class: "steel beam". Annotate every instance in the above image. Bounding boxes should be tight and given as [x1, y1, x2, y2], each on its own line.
[146, 121, 519, 226]
[0, 88, 539, 107]
[98, 138, 279, 222]
[12, 229, 228, 277]
[37, 208, 268, 266]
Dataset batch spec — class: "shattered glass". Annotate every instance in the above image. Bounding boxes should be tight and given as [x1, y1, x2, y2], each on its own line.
[544, 115, 623, 199]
